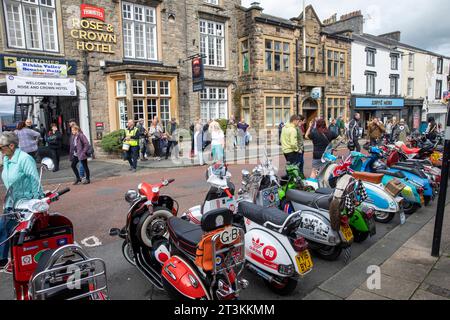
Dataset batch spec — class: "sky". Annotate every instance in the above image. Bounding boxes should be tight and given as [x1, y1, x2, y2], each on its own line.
[242, 0, 450, 57]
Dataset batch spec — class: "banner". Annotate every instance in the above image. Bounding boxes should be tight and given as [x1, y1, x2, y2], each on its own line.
[16, 61, 68, 78]
[6, 75, 77, 96]
[0, 54, 77, 75]
[192, 57, 205, 92]
[80, 4, 105, 21]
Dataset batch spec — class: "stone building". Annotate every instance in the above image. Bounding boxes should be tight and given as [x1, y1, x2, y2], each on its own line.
[236, 4, 352, 130]
[0, 0, 240, 148]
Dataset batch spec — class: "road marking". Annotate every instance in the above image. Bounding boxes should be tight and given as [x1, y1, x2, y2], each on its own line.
[80, 236, 102, 247]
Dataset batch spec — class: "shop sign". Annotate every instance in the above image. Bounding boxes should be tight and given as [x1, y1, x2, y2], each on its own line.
[0, 54, 77, 75]
[80, 4, 105, 22]
[311, 87, 322, 99]
[95, 122, 104, 131]
[16, 61, 67, 78]
[354, 97, 404, 109]
[192, 57, 205, 92]
[6, 75, 76, 97]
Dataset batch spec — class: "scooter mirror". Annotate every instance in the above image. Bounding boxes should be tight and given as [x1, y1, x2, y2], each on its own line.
[242, 169, 250, 177]
[41, 157, 55, 171]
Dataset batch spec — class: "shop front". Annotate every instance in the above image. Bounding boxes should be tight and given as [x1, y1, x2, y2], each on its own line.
[426, 102, 448, 129]
[404, 98, 424, 131]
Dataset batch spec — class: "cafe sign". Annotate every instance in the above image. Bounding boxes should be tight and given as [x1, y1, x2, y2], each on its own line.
[354, 97, 404, 109]
[70, 5, 116, 54]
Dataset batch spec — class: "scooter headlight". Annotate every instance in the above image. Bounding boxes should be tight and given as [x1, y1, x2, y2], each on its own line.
[30, 200, 49, 213]
[125, 189, 139, 203]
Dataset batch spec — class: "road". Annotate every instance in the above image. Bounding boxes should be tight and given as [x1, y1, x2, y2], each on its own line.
[0, 151, 417, 300]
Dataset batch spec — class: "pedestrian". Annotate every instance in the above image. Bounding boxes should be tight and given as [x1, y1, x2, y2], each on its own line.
[306, 118, 338, 178]
[237, 118, 249, 150]
[194, 122, 204, 165]
[368, 117, 385, 146]
[391, 116, 398, 142]
[336, 115, 346, 136]
[393, 118, 410, 143]
[347, 113, 362, 152]
[385, 119, 394, 143]
[136, 118, 148, 161]
[425, 117, 438, 141]
[149, 118, 163, 161]
[39, 124, 46, 142]
[210, 120, 225, 162]
[68, 119, 85, 180]
[0, 132, 42, 272]
[297, 115, 306, 179]
[70, 125, 91, 185]
[278, 122, 285, 146]
[165, 118, 179, 160]
[46, 123, 62, 172]
[227, 115, 238, 150]
[202, 120, 212, 151]
[329, 118, 339, 136]
[14, 121, 41, 159]
[122, 119, 140, 172]
[281, 115, 301, 165]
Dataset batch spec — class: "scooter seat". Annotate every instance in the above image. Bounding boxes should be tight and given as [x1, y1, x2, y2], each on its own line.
[167, 217, 203, 256]
[351, 171, 384, 184]
[286, 189, 332, 210]
[401, 144, 421, 155]
[315, 188, 334, 195]
[238, 201, 288, 229]
[391, 165, 427, 179]
[375, 170, 405, 179]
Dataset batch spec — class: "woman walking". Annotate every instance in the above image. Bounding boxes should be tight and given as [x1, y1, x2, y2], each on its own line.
[194, 122, 205, 165]
[70, 125, 91, 185]
[149, 118, 163, 161]
[46, 123, 62, 172]
[14, 121, 41, 159]
[210, 121, 225, 162]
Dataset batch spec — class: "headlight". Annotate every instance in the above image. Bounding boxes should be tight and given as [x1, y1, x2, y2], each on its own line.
[125, 190, 139, 203]
[31, 200, 49, 213]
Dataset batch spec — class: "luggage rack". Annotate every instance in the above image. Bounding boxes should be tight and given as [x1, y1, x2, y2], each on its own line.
[29, 244, 108, 300]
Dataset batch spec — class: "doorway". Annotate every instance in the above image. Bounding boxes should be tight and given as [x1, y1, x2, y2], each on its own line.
[302, 98, 319, 132]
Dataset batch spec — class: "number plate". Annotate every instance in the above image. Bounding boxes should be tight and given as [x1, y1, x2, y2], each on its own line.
[340, 225, 354, 242]
[295, 250, 313, 275]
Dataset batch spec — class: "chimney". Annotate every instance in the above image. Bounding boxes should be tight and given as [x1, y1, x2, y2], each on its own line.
[323, 10, 364, 35]
[248, 1, 263, 17]
[378, 31, 401, 42]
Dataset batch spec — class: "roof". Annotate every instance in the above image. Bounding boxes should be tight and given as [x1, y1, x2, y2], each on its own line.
[352, 34, 402, 53]
[294, 5, 323, 27]
[256, 13, 297, 29]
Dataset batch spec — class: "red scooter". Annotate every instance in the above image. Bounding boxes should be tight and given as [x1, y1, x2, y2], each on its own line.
[110, 178, 248, 300]
[2, 158, 108, 300]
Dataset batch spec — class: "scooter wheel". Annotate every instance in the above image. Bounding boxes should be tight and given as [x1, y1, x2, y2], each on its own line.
[313, 245, 343, 261]
[374, 211, 396, 223]
[403, 201, 420, 215]
[350, 226, 369, 243]
[122, 241, 136, 266]
[136, 207, 173, 247]
[264, 277, 298, 296]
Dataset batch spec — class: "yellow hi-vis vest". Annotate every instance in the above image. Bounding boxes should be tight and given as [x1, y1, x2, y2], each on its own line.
[125, 127, 139, 147]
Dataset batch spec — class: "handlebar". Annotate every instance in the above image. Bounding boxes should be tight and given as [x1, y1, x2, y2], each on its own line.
[58, 187, 71, 197]
[46, 187, 71, 203]
[168, 179, 175, 184]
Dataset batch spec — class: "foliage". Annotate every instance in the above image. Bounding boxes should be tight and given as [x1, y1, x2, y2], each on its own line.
[217, 118, 229, 134]
[101, 129, 125, 153]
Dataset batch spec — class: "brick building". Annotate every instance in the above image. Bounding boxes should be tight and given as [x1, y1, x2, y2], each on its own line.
[0, 0, 240, 147]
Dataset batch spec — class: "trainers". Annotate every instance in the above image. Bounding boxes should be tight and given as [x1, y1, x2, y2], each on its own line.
[132, 168, 137, 172]
[72, 180, 81, 185]
[82, 179, 91, 185]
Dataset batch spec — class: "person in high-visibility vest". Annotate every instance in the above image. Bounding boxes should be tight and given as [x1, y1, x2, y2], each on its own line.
[123, 119, 140, 172]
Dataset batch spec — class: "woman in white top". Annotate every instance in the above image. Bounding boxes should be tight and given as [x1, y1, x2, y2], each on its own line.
[194, 122, 204, 166]
[209, 121, 225, 162]
[149, 118, 163, 161]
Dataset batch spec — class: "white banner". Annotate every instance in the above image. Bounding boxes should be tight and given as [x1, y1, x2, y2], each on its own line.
[16, 61, 68, 78]
[6, 75, 76, 96]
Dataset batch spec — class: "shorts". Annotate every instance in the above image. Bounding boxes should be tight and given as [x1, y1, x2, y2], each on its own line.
[312, 159, 324, 170]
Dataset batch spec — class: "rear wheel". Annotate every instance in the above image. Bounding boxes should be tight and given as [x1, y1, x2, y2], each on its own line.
[374, 211, 396, 223]
[313, 245, 342, 261]
[350, 226, 369, 243]
[264, 277, 297, 296]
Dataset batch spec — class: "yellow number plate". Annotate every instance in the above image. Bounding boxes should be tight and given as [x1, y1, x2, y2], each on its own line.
[341, 225, 354, 242]
[295, 250, 313, 275]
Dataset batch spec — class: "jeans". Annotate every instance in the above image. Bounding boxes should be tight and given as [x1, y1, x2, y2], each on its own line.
[298, 152, 305, 178]
[124, 146, 140, 169]
[165, 141, 178, 159]
[152, 139, 161, 157]
[140, 138, 148, 158]
[79, 161, 85, 178]
[237, 135, 246, 149]
[284, 152, 299, 166]
[0, 214, 17, 260]
[72, 157, 90, 181]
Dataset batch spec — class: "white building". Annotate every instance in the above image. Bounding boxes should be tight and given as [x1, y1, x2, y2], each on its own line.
[425, 54, 450, 127]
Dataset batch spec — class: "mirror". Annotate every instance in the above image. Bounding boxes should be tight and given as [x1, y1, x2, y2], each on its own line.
[241, 170, 249, 176]
[41, 157, 55, 171]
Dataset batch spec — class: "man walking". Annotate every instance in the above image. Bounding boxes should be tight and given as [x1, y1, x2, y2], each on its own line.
[281, 115, 301, 165]
[123, 120, 140, 172]
[296, 115, 306, 179]
[165, 118, 179, 160]
[137, 118, 148, 161]
[336, 115, 346, 136]
[368, 117, 385, 146]
[347, 113, 362, 151]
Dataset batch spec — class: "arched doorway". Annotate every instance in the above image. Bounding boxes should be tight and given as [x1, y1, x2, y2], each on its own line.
[302, 98, 319, 131]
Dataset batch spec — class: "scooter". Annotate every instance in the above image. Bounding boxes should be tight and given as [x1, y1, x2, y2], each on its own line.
[2, 158, 108, 300]
[350, 146, 425, 215]
[303, 143, 406, 224]
[110, 178, 248, 300]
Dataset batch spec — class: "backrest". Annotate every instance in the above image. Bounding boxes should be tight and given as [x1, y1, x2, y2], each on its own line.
[200, 208, 233, 232]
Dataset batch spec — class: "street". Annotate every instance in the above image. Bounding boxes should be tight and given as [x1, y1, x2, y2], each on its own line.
[0, 151, 414, 300]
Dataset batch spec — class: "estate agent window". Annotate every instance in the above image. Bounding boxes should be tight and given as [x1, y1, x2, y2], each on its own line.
[122, 1, 158, 60]
[3, 0, 58, 52]
[200, 19, 225, 67]
[265, 40, 291, 72]
[265, 96, 291, 127]
[327, 49, 346, 78]
[200, 87, 228, 123]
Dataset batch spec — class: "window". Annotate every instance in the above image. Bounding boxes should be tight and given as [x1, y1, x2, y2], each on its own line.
[305, 46, 316, 72]
[437, 58, 443, 74]
[3, 0, 58, 51]
[366, 72, 376, 94]
[116, 80, 128, 129]
[204, 0, 219, 5]
[327, 49, 346, 78]
[436, 80, 443, 100]
[133, 80, 144, 95]
[265, 39, 291, 72]
[242, 96, 251, 124]
[408, 53, 414, 71]
[390, 75, 399, 96]
[116, 80, 126, 97]
[265, 96, 291, 127]
[200, 87, 228, 123]
[326, 96, 346, 121]
[133, 98, 144, 121]
[122, 2, 157, 60]
[391, 54, 399, 70]
[366, 48, 376, 67]
[200, 19, 225, 67]
[407, 78, 414, 97]
[241, 39, 249, 73]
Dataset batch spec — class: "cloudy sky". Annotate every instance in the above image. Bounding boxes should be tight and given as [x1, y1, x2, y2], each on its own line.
[242, 0, 450, 57]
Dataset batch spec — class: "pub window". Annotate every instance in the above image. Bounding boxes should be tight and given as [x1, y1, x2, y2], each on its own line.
[200, 87, 228, 123]
[437, 58, 443, 74]
[133, 98, 145, 121]
[3, 0, 58, 52]
[305, 46, 316, 72]
[265, 39, 291, 72]
[327, 49, 345, 78]
[116, 80, 128, 129]
[122, 1, 158, 60]
[265, 96, 291, 127]
[200, 19, 225, 67]
[132, 80, 144, 95]
[242, 96, 251, 124]
[436, 80, 443, 100]
[240, 39, 249, 73]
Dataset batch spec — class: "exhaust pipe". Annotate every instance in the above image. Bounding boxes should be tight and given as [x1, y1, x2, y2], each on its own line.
[246, 264, 286, 286]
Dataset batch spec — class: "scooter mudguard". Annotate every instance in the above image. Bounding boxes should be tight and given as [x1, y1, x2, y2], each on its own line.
[387, 169, 432, 197]
[360, 182, 399, 212]
[245, 219, 311, 277]
[381, 176, 421, 205]
[350, 210, 369, 233]
[161, 255, 210, 300]
[182, 205, 202, 225]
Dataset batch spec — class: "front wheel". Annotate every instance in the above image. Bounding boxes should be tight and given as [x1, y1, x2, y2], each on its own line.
[122, 241, 136, 266]
[264, 277, 298, 296]
[136, 207, 174, 247]
[374, 211, 396, 224]
[313, 245, 342, 261]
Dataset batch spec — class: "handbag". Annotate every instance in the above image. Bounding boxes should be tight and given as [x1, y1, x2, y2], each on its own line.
[122, 143, 130, 151]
